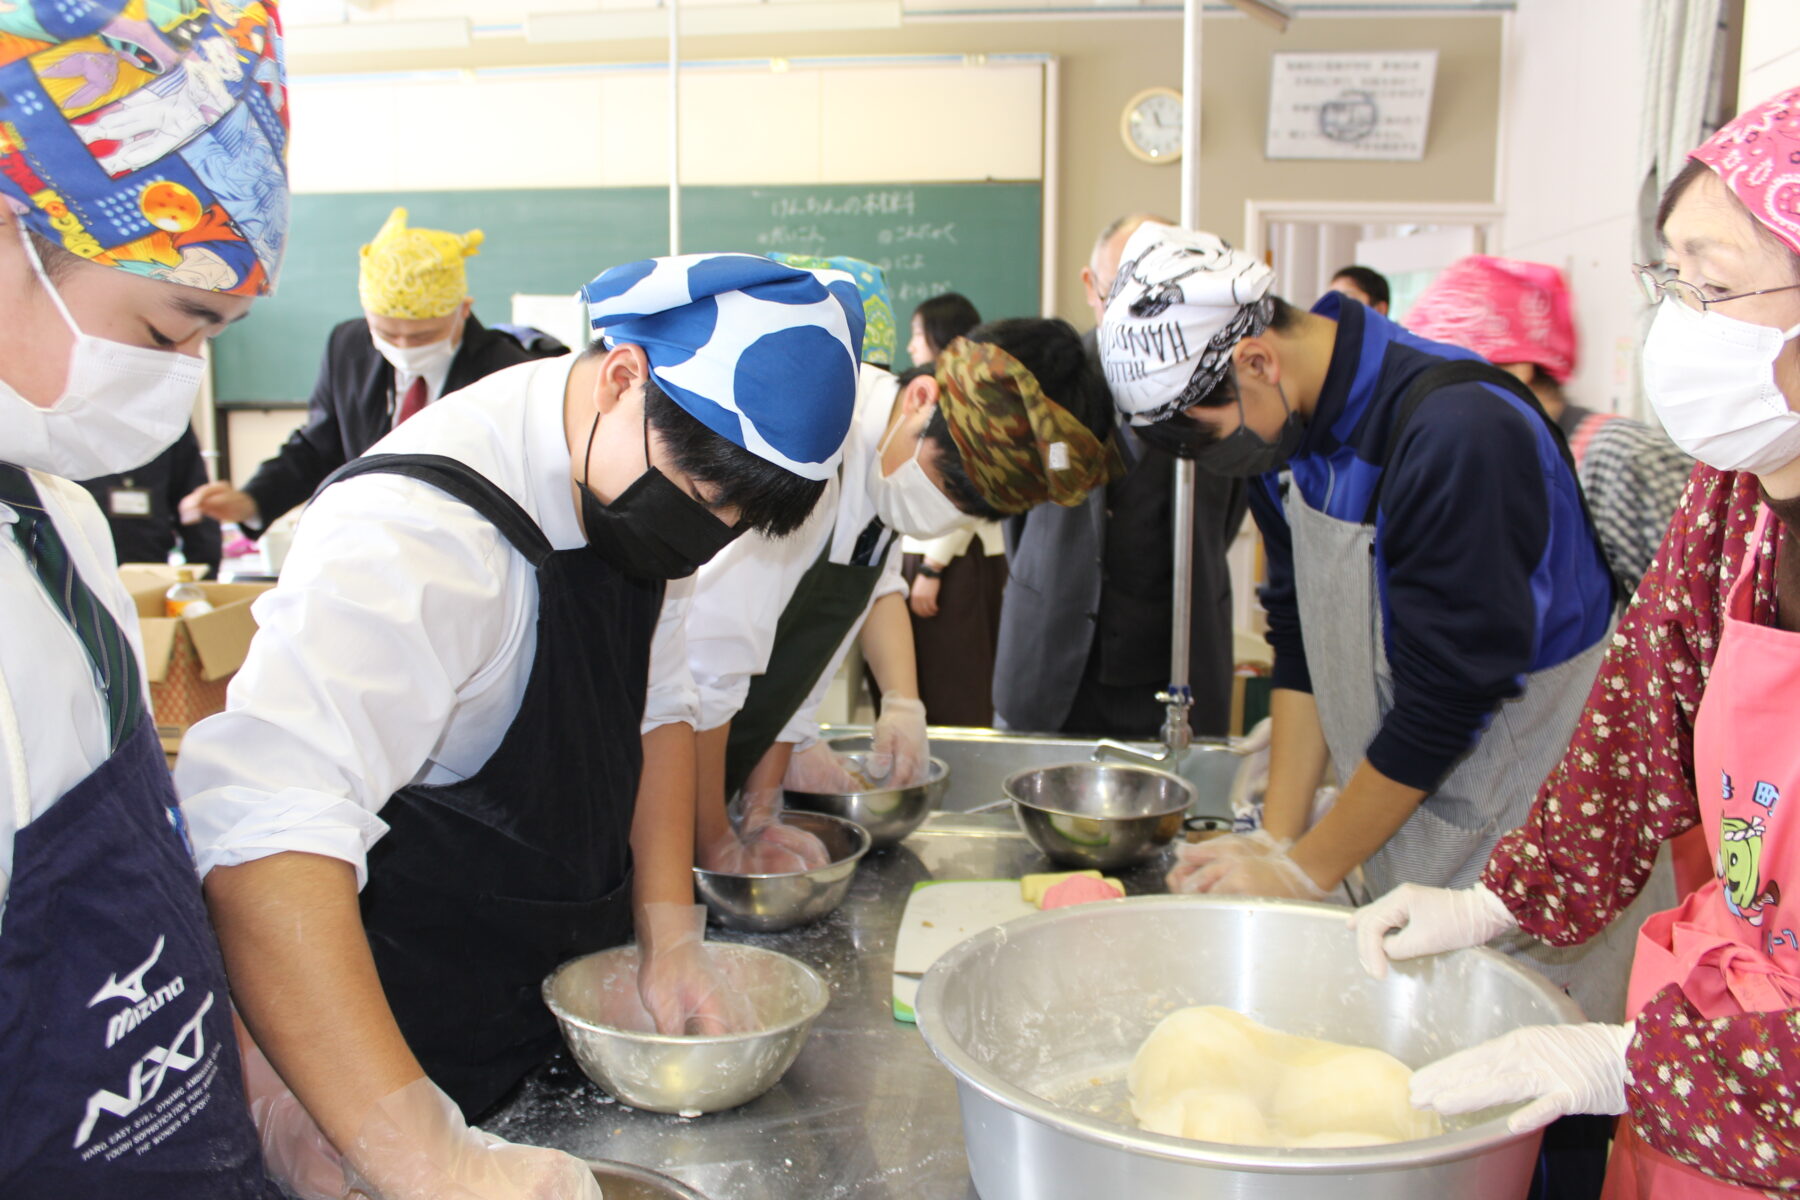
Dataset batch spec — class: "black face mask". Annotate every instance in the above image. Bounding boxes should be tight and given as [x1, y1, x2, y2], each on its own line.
[579, 413, 740, 580]
[1151, 383, 1304, 477]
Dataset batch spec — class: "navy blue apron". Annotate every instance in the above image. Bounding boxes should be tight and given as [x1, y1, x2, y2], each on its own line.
[324, 455, 661, 1120]
[0, 717, 277, 1198]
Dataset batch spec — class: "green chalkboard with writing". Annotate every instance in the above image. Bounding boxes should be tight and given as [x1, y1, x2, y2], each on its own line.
[212, 182, 1041, 405]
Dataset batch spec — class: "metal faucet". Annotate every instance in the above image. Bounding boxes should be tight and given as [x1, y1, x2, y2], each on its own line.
[1091, 453, 1203, 769]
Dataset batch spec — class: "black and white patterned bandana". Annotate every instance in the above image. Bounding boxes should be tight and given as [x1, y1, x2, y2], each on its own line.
[1099, 222, 1277, 425]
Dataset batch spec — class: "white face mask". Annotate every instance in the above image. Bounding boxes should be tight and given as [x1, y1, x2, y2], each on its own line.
[371, 328, 458, 378]
[0, 227, 205, 480]
[1642, 297, 1800, 475]
[869, 407, 970, 539]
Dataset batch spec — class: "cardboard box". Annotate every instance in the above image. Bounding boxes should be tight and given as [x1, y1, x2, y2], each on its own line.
[121, 566, 273, 745]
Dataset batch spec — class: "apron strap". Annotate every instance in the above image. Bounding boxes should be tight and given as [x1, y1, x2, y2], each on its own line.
[1358, 359, 1619, 605]
[316, 453, 555, 568]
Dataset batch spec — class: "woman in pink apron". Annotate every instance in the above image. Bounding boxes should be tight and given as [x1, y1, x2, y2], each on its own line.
[1352, 86, 1800, 1197]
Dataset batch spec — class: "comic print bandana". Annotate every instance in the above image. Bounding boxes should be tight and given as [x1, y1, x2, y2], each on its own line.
[768, 252, 896, 368]
[1405, 255, 1578, 383]
[1692, 86, 1800, 258]
[1100, 221, 1276, 425]
[935, 335, 1123, 513]
[583, 252, 865, 481]
[0, 0, 290, 297]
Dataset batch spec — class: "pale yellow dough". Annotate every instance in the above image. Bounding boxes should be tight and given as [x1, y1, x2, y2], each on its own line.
[1127, 1006, 1443, 1148]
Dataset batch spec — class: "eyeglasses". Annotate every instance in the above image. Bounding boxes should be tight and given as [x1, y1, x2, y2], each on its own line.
[1632, 264, 1800, 311]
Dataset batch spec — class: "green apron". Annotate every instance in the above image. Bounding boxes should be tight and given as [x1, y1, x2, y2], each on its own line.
[724, 544, 884, 796]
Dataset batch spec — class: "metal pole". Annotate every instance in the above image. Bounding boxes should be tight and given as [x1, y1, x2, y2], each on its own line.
[1159, 0, 1204, 754]
[667, 0, 681, 256]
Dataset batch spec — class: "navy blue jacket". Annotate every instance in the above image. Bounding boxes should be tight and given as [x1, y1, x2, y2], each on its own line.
[1253, 294, 1612, 792]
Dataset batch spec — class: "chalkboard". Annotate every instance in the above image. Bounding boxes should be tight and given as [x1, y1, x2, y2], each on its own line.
[212, 182, 1042, 405]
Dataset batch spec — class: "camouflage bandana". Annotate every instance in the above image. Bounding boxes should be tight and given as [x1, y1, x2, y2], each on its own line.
[934, 337, 1124, 513]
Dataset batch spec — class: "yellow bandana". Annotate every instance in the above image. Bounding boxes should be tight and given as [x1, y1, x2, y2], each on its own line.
[357, 207, 483, 320]
[935, 338, 1124, 514]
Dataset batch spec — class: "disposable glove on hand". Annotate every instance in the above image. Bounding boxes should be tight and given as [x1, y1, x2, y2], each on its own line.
[1165, 829, 1309, 894]
[635, 902, 754, 1037]
[701, 787, 831, 874]
[1410, 1023, 1633, 1134]
[782, 742, 869, 793]
[867, 697, 928, 787]
[1348, 882, 1518, 979]
[235, 1018, 349, 1200]
[345, 1077, 604, 1200]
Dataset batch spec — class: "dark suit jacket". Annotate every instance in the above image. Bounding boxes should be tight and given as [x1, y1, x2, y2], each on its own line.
[993, 334, 1247, 737]
[79, 424, 221, 573]
[241, 315, 563, 530]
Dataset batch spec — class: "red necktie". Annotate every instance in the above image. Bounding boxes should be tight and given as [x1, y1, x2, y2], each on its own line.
[396, 375, 428, 426]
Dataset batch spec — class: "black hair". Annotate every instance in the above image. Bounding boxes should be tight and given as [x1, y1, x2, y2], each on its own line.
[912, 292, 981, 360]
[26, 230, 79, 284]
[640, 373, 825, 538]
[918, 316, 1111, 519]
[1184, 296, 1304, 413]
[1330, 265, 1391, 309]
[1657, 156, 1800, 280]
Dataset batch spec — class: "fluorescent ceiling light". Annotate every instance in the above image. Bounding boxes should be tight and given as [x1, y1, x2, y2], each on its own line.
[528, 1, 901, 41]
[1223, 0, 1293, 29]
[285, 17, 472, 54]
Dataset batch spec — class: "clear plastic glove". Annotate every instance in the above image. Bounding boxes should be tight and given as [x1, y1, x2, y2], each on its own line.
[235, 1017, 349, 1200]
[1410, 1023, 1633, 1134]
[908, 572, 942, 618]
[782, 742, 868, 794]
[1166, 829, 1287, 890]
[868, 696, 928, 787]
[634, 902, 755, 1036]
[1348, 882, 1518, 979]
[344, 1077, 603, 1200]
[701, 788, 831, 874]
[1165, 829, 1328, 900]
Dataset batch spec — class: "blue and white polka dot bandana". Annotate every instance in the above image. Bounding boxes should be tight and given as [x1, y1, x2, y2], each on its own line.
[583, 253, 866, 481]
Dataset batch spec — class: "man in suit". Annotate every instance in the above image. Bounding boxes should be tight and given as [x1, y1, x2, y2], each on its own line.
[181, 208, 566, 534]
[80, 424, 222, 575]
[993, 214, 1247, 738]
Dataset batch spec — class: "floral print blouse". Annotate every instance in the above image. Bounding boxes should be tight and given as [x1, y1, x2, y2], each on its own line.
[1483, 464, 1799, 1191]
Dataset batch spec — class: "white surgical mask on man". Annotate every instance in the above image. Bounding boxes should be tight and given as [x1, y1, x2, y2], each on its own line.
[0, 225, 204, 479]
[1642, 296, 1800, 475]
[869, 409, 968, 539]
[371, 329, 458, 379]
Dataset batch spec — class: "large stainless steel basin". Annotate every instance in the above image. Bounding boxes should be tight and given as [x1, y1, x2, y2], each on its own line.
[825, 726, 1238, 820]
[915, 897, 1581, 1200]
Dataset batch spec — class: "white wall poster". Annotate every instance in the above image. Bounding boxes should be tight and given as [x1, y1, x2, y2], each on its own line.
[1266, 51, 1438, 162]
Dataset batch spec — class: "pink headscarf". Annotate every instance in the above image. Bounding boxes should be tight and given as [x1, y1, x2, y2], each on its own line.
[1403, 255, 1577, 383]
[1691, 86, 1800, 257]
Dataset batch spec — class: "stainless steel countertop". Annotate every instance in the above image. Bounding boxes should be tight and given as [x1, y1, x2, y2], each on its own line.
[484, 812, 1176, 1200]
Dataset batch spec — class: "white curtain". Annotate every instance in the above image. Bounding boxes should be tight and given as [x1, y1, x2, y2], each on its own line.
[1637, 0, 1727, 258]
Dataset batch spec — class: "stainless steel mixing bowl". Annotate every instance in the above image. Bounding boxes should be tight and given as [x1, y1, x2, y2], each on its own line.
[588, 1160, 709, 1199]
[544, 943, 829, 1115]
[785, 752, 950, 847]
[1003, 762, 1193, 869]
[692, 810, 870, 932]
[915, 896, 1584, 1200]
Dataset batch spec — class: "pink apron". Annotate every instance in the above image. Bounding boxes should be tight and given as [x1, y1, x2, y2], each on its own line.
[1604, 505, 1800, 1199]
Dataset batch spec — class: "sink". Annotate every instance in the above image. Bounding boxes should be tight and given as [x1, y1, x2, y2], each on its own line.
[822, 726, 1239, 821]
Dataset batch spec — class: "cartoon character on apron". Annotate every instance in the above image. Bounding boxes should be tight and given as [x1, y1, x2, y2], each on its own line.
[1606, 505, 1800, 1199]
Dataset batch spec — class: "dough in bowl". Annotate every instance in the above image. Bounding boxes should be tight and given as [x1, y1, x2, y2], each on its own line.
[1128, 1006, 1442, 1148]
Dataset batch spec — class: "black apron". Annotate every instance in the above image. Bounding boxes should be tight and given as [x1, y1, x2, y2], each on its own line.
[723, 543, 883, 796]
[324, 454, 662, 1120]
[0, 716, 277, 1198]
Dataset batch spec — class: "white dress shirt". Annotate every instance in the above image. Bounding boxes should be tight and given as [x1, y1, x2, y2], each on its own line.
[0, 471, 151, 930]
[391, 349, 456, 429]
[176, 355, 698, 888]
[683, 363, 907, 740]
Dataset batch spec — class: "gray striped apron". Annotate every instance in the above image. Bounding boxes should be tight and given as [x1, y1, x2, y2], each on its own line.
[1286, 480, 1663, 1019]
